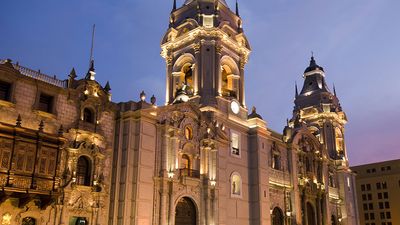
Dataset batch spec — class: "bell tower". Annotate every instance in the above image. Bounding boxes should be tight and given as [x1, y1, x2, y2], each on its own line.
[290, 56, 349, 163]
[161, 0, 251, 109]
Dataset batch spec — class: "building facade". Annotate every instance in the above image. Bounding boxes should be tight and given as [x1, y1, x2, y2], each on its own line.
[351, 160, 400, 225]
[0, 0, 359, 225]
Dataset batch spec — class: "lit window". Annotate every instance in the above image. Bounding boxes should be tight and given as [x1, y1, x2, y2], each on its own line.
[202, 15, 214, 28]
[231, 132, 240, 157]
[1, 213, 12, 225]
[185, 126, 193, 140]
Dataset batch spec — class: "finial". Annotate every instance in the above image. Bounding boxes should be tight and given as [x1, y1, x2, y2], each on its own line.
[295, 82, 299, 97]
[251, 106, 256, 113]
[16, 114, 22, 127]
[150, 95, 156, 105]
[140, 91, 146, 102]
[104, 81, 111, 93]
[333, 83, 337, 96]
[235, 0, 240, 16]
[69, 68, 77, 79]
[58, 125, 64, 136]
[39, 120, 44, 132]
[172, 0, 177, 12]
[310, 52, 316, 66]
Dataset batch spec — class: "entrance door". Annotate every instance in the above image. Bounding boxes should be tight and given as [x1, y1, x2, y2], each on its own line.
[272, 207, 284, 225]
[307, 202, 316, 225]
[175, 197, 196, 225]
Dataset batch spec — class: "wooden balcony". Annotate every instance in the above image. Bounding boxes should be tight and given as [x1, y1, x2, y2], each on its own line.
[0, 119, 66, 208]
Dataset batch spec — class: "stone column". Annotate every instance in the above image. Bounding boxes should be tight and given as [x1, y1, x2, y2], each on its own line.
[239, 58, 246, 107]
[170, 136, 178, 172]
[160, 182, 168, 225]
[215, 45, 222, 97]
[194, 43, 201, 96]
[166, 56, 173, 104]
[168, 180, 174, 225]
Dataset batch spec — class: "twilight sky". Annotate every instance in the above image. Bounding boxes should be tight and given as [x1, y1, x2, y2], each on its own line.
[1, 0, 399, 166]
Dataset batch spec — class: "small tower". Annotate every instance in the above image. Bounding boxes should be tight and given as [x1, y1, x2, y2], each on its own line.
[161, 0, 251, 111]
[292, 56, 348, 162]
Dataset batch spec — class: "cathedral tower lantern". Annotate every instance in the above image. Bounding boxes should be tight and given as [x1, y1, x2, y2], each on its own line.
[289, 56, 348, 163]
[161, 0, 251, 110]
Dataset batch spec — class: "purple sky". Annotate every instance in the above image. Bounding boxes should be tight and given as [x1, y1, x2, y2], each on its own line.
[1, 0, 399, 166]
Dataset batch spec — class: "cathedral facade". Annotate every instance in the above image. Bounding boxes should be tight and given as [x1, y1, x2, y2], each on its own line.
[0, 0, 359, 225]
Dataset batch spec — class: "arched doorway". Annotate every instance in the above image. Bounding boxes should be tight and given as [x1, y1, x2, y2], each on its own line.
[175, 197, 196, 225]
[22, 217, 36, 225]
[271, 207, 284, 225]
[331, 215, 337, 225]
[306, 202, 316, 225]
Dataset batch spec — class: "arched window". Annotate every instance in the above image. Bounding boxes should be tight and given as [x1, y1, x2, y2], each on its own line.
[185, 126, 193, 140]
[182, 63, 193, 88]
[83, 108, 95, 123]
[221, 65, 239, 98]
[231, 172, 242, 197]
[22, 217, 36, 225]
[76, 156, 91, 186]
[335, 128, 344, 156]
[271, 207, 284, 225]
[181, 154, 191, 169]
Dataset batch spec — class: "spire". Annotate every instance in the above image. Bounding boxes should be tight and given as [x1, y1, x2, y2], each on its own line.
[295, 82, 299, 97]
[333, 83, 337, 96]
[104, 81, 111, 93]
[89, 24, 96, 68]
[69, 68, 77, 79]
[235, 0, 240, 16]
[86, 24, 96, 80]
[172, 0, 177, 12]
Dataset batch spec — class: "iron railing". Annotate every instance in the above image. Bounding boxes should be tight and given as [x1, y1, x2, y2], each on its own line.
[0, 59, 68, 88]
[179, 169, 200, 179]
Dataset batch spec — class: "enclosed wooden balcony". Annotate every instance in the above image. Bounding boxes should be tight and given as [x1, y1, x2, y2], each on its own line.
[0, 117, 66, 208]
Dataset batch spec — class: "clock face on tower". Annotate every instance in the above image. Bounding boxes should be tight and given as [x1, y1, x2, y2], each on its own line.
[230, 101, 240, 114]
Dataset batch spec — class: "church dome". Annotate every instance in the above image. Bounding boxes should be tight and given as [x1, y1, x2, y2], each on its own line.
[184, 0, 229, 7]
[304, 56, 324, 74]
